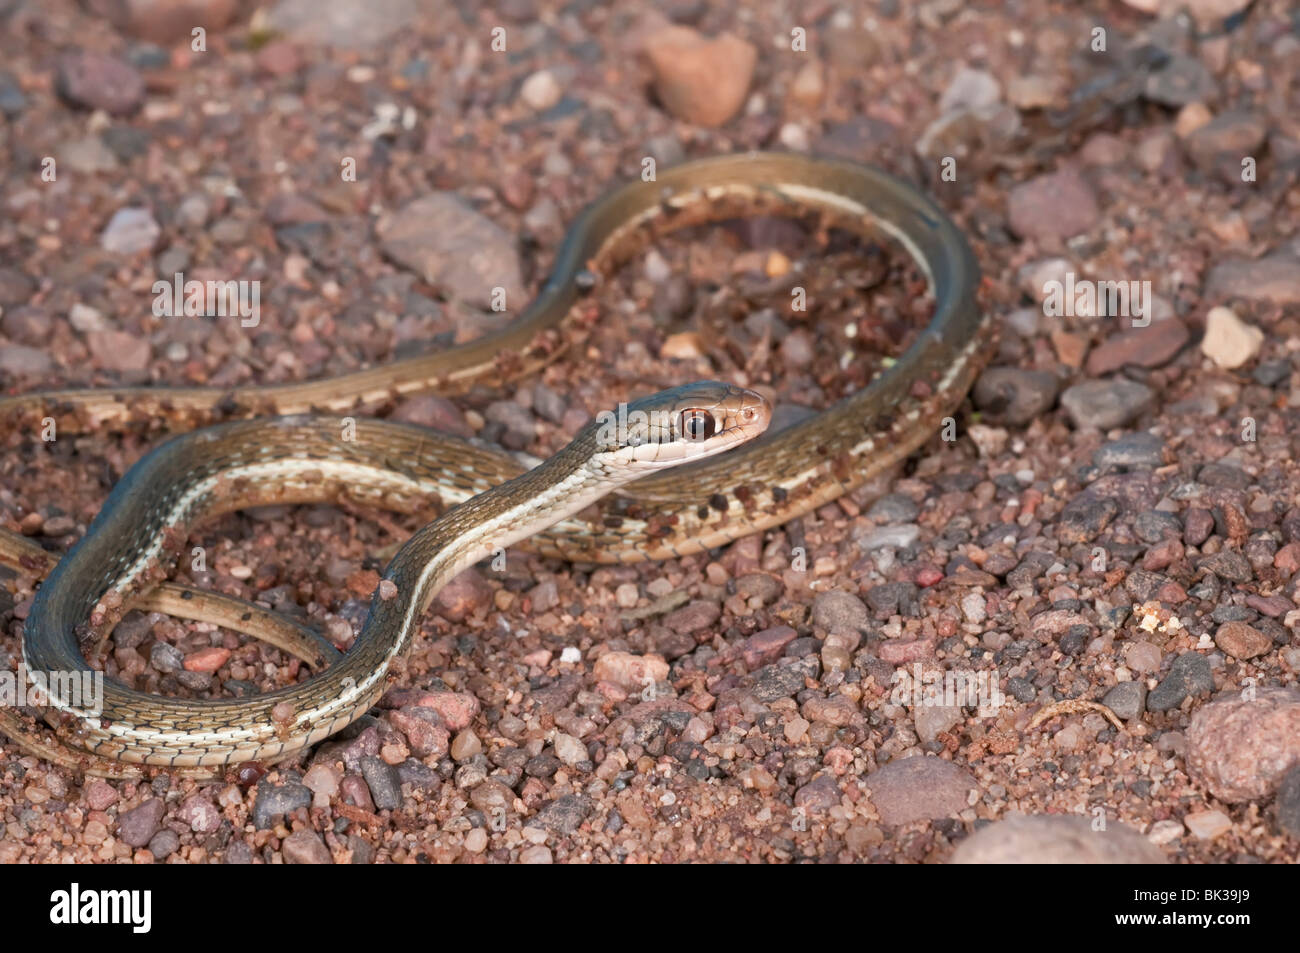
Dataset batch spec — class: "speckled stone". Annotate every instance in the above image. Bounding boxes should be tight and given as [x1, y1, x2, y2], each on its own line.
[1186, 687, 1300, 802]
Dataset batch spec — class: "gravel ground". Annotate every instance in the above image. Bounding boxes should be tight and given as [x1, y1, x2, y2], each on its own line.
[2, 0, 1300, 863]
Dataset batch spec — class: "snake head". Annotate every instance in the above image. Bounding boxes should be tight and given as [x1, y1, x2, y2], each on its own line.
[589, 380, 771, 471]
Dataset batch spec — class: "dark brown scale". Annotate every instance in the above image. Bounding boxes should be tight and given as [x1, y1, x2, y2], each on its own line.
[830, 453, 856, 484]
[236, 762, 266, 787]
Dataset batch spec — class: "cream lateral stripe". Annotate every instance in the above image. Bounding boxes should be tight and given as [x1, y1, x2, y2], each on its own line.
[773, 182, 936, 293]
[114, 460, 445, 588]
[36, 465, 614, 748]
[4, 155, 985, 775]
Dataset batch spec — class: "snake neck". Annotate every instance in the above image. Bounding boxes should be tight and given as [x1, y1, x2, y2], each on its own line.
[267, 427, 618, 737]
[362, 426, 611, 662]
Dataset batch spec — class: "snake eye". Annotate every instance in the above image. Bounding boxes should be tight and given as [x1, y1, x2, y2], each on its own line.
[681, 409, 716, 441]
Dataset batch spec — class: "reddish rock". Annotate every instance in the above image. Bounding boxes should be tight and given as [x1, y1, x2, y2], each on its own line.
[177, 794, 221, 834]
[382, 689, 479, 732]
[1245, 593, 1291, 618]
[55, 50, 145, 116]
[1007, 167, 1100, 241]
[1206, 255, 1300, 306]
[102, 0, 242, 44]
[802, 694, 858, 727]
[915, 566, 944, 587]
[593, 651, 669, 691]
[433, 568, 492, 622]
[794, 774, 841, 814]
[1213, 621, 1272, 660]
[345, 568, 380, 598]
[878, 637, 936, 665]
[83, 779, 119, 811]
[742, 625, 797, 668]
[391, 393, 472, 437]
[86, 330, 151, 373]
[1275, 542, 1300, 575]
[1183, 110, 1267, 168]
[1156, 581, 1187, 603]
[863, 756, 977, 826]
[255, 40, 303, 77]
[1085, 319, 1189, 375]
[183, 646, 231, 673]
[376, 194, 524, 310]
[1187, 687, 1300, 802]
[340, 774, 374, 812]
[388, 707, 451, 758]
[282, 829, 333, 864]
[1142, 539, 1184, 571]
[642, 26, 756, 127]
[1184, 508, 1215, 546]
[662, 599, 721, 635]
[117, 798, 165, 848]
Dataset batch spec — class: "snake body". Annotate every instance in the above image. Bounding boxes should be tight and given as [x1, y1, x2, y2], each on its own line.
[0, 153, 989, 773]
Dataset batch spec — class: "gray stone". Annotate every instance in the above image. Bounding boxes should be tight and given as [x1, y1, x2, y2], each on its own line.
[1147, 653, 1214, 712]
[1102, 681, 1147, 721]
[377, 193, 523, 310]
[750, 657, 819, 702]
[146, 828, 180, 859]
[360, 756, 402, 811]
[811, 590, 871, 632]
[528, 794, 593, 833]
[1059, 380, 1153, 430]
[266, 0, 418, 49]
[1276, 765, 1300, 838]
[973, 367, 1059, 426]
[1094, 432, 1165, 469]
[252, 780, 312, 829]
[101, 207, 160, 255]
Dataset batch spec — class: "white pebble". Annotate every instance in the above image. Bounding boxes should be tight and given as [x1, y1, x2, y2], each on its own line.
[521, 70, 562, 111]
[1201, 306, 1263, 370]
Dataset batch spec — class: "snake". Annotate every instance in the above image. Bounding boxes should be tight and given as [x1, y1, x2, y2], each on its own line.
[0, 153, 989, 776]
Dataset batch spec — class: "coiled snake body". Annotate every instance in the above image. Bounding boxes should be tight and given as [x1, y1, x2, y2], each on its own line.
[0, 153, 989, 775]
